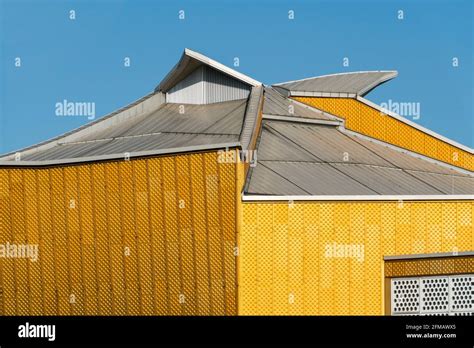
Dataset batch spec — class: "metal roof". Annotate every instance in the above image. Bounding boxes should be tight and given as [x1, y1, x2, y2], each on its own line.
[0, 99, 247, 163]
[156, 48, 261, 93]
[273, 71, 398, 97]
[64, 99, 246, 142]
[1, 46, 472, 200]
[262, 87, 339, 121]
[245, 120, 474, 196]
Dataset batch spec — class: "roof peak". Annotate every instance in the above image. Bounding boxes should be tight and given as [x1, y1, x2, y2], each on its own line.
[155, 48, 261, 93]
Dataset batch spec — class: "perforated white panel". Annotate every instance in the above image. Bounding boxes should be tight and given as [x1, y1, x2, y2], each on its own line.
[449, 275, 474, 313]
[391, 274, 474, 316]
[420, 277, 449, 314]
[391, 278, 420, 314]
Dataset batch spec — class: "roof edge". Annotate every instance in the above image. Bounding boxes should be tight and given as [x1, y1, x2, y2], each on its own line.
[242, 194, 474, 201]
[262, 114, 342, 126]
[0, 142, 241, 167]
[273, 70, 398, 95]
[384, 251, 474, 261]
[0, 91, 165, 160]
[358, 71, 398, 96]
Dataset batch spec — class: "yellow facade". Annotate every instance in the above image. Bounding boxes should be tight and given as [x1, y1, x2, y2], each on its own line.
[293, 97, 473, 171]
[238, 201, 474, 315]
[0, 150, 241, 315]
[1, 147, 472, 316]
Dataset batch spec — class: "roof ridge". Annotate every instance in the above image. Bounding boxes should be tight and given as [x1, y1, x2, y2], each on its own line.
[156, 48, 261, 93]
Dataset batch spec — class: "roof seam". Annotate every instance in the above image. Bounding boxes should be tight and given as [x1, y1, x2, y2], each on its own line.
[342, 127, 474, 176]
[263, 122, 381, 195]
[337, 130, 447, 194]
[58, 131, 239, 146]
[0, 142, 242, 167]
[256, 159, 470, 178]
[257, 161, 312, 195]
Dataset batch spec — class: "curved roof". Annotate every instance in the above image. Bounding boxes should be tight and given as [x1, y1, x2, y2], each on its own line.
[0, 98, 248, 166]
[273, 71, 398, 97]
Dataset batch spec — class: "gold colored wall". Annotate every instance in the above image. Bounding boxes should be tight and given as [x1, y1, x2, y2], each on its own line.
[0, 150, 241, 315]
[238, 201, 474, 315]
[293, 97, 473, 171]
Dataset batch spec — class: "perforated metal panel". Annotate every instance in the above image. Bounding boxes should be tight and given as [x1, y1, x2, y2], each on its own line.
[0, 149, 240, 316]
[239, 201, 474, 315]
[420, 277, 449, 314]
[391, 274, 474, 315]
[391, 278, 420, 314]
[449, 275, 474, 313]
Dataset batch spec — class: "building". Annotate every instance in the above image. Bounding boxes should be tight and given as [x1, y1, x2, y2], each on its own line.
[0, 49, 472, 316]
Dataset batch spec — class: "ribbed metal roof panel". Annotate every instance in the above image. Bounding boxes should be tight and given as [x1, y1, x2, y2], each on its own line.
[246, 163, 309, 195]
[264, 121, 392, 166]
[23, 133, 238, 161]
[332, 163, 445, 195]
[260, 161, 377, 195]
[348, 135, 461, 176]
[246, 120, 474, 195]
[257, 126, 316, 162]
[274, 71, 397, 96]
[13, 99, 247, 161]
[406, 171, 474, 195]
[72, 99, 247, 142]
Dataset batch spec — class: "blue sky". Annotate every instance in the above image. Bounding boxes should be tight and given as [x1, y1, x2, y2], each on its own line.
[0, 0, 472, 153]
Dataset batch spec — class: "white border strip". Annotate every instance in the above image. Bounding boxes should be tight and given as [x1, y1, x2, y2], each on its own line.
[242, 194, 474, 201]
[384, 251, 474, 261]
[263, 114, 342, 126]
[357, 96, 474, 154]
[185, 48, 261, 87]
[0, 142, 241, 167]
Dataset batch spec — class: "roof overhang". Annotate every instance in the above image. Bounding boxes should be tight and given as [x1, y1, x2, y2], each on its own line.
[0, 142, 241, 167]
[384, 251, 474, 261]
[273, 71, 398, 97]
[155, 48, 261, 93]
